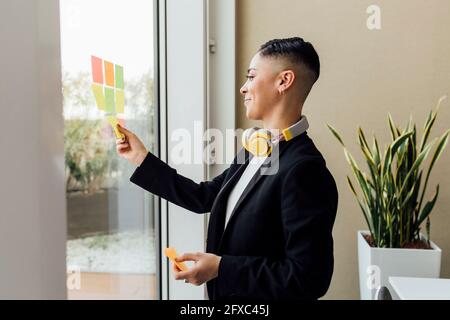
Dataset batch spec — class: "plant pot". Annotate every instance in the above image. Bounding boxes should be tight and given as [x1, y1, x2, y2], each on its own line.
[357, 230, 441, 300]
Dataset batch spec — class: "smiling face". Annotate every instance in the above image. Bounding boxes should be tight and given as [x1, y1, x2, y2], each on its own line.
[240, 53, 283, 121]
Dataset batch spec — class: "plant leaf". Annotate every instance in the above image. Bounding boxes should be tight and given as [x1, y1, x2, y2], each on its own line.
[399, 141, 435, 196]
[417, 129, 450, 214]
[419, 96, 446, 152]
[344, 149, 374, 208]
[427, 129, 450, 178]
[347, 176, 375, 236]
[388, 113, 398, 141]
[416, 185, 439, 228]
[327, 124, 345, 147]
[391, 132, 413, 155]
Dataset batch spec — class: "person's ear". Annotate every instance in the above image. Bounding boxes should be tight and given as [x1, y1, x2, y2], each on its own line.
[278, 70, 295, 92]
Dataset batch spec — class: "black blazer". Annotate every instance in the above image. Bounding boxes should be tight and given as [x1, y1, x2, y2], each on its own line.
[130, 132, 338, 300]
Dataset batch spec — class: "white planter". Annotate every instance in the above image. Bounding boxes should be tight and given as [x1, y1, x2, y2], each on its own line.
[357, 230, 442, 300]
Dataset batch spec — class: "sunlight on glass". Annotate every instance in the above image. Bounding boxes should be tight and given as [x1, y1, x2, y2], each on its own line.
[60, 0, 157, 299]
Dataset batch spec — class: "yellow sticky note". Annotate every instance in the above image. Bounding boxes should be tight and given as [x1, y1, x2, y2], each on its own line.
[115, 89, 125, 114]
[164, 247, 188, 272]
[91, 84, 105, 110]
[107, 115, 125, 139]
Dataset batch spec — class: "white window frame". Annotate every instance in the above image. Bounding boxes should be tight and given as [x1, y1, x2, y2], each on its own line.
[158, 0, 235, 300]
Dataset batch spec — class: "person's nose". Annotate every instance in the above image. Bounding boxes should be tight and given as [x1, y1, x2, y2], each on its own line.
[240, 83, 247, 96]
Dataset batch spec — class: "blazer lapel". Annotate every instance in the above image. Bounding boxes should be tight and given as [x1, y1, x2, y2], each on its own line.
[206, 149, 252, 253]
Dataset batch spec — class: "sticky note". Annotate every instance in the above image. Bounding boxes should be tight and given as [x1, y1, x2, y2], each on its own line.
[164, 247, 188, 272]
[91, 84, 105, 110]
[104, 60, 115, 87]
[91, 55, 103, 84]
[104, 87, 115, 113]
[107, 115, 125, 139]
[115, 89, 125, 114]
[115, 64, 124, 89]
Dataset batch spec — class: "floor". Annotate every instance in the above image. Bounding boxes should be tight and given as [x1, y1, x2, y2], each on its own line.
[68, 272, 157, 300]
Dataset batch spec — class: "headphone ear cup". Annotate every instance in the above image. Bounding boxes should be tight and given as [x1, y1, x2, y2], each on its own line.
[248, 130, 273, 157]
[242, 127, 257, 153]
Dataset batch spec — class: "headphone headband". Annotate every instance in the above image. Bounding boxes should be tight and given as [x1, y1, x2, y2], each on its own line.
[281, 115, 309, 141]
[242, 115, 309, 157]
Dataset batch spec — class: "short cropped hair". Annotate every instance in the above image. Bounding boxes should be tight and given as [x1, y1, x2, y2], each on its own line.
[258, 37, 320, 83]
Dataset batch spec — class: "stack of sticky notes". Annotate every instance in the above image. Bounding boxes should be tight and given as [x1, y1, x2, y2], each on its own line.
[164, 247, 188, 271]
[91, 55, 125, 139]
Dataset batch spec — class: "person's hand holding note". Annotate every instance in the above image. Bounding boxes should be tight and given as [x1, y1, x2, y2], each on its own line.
[115, 124, 149, 166]
[170, 250, 221, 286]
[164, 247, 188, 272]
[107, 116, 125, 140]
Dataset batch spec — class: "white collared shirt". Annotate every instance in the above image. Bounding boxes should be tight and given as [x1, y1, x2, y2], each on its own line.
[224, 154, 267, 229]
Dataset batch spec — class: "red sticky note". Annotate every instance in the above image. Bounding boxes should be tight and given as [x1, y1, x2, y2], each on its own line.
[91, 55, 103, 84]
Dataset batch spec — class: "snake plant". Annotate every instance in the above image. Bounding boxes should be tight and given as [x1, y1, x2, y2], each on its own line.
[327, 97, 449, 248]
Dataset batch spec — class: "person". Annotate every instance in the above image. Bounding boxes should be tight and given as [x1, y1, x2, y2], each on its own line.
[116, 37, 338, 300]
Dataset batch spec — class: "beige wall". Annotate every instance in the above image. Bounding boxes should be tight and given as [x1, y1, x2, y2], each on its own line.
[236, 0, 450, 299]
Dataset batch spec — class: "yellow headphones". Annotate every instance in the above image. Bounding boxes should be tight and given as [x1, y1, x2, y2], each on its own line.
[242, 116, 309, 157]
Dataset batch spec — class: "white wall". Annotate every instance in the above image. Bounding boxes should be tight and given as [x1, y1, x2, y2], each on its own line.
[0, 0, 67, 299]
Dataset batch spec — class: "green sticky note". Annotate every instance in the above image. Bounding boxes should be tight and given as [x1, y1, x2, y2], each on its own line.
[115, 89, 125, 113]
[105, 87, 115, 113]
[115, 64, 124, 89]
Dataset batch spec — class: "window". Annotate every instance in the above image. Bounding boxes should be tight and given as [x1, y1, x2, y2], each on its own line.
[59, 0, 159, 299]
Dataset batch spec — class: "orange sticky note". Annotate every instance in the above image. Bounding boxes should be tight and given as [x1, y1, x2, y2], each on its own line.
[104, 60, 115, 87]
[164, 247, 188, 272]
